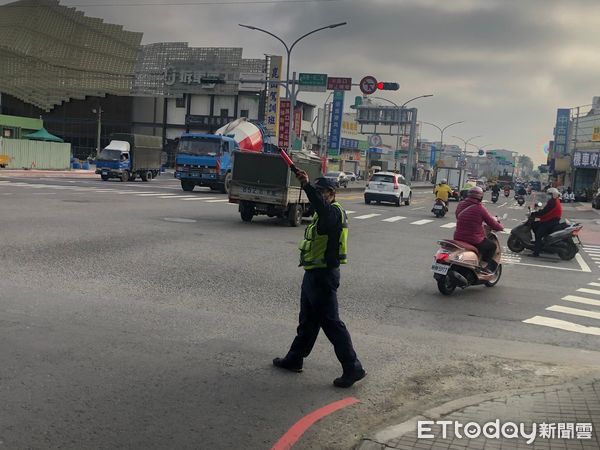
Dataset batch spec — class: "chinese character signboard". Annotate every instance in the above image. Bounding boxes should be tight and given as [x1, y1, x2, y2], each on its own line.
[572, 151, 600, 168]
[553, 108, 570, 156]
[340, 138, 359, 149]
[294, 107, 302, 140]
[328, 91, 345, 155]
[327, 77, 352, 91]
[266, 56, 282, 138]
[278, 98, 291, 148]
[298, 73, 327, 92]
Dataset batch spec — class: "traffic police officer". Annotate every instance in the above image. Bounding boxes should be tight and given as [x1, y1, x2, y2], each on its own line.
[273, 170, 366, 388]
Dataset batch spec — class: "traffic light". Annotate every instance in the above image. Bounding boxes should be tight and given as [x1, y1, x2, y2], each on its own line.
[376, 82, 400, 91]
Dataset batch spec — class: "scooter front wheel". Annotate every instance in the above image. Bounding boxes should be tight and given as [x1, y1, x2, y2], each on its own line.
[437, 275, 456, 295]
[484, 264, 502, 287]
[507, 235, 525, 253]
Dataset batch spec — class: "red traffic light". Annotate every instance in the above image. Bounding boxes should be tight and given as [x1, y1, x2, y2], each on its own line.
[376, 81, 400, 91]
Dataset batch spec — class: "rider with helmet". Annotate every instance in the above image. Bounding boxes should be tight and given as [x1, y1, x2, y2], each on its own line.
[434, 178, 453, 210]
[529, 187, 563, 257]
[454, 186, 504, 273]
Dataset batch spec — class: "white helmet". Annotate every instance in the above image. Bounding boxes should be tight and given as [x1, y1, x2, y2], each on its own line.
[440, 179, 447, 184]
[547, 187, 560, 198]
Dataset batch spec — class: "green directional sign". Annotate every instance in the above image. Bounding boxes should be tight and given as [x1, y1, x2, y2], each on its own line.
[298, 73, 327, 92]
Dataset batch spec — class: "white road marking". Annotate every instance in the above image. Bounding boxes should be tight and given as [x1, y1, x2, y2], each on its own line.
[382, 216, 406, 223]
[547, 305, 600, 320]
[497, 202, 507, 208]
[577, 288, 600, 296]
[205, 199, 229, 203]
[411, 206, 425, 210]
[181, 197, 217, 201]
[137, 193, 174, 197]
[354, 214, 381, 220]
[523, 316, 600, 336]
[563, 295, 600, 307]
[345, 211, 356, 214]
[500, 228, 512, 234]
[575, 253, 592, 272]
[440, 222, 456, 228]
[158, 195, 184, 198]
[116, 191, 154, 194]
[584, 245, 600, 250]
[589, 282, 600, 287]
[163, 217, 197, 223]
[411, 219, 434, 225]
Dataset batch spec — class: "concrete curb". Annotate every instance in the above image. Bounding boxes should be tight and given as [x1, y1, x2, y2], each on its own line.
[357, 378, 599, 449]
[0, 170, 97, 178]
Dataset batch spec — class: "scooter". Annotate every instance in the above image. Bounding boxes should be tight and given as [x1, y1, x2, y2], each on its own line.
[504, 188, 510, 198]
[491, 191, 499, 203]
[507, 204, 583, 260]
[515, 194, 525, 206]
[431, 215, 506, 295]
[432, 198, 447, 218]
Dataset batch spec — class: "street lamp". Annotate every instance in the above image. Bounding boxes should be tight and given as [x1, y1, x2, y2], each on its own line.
[421, 120, 464, 163]
[452, 135, 481, 186]
[92, 106, 103, 157]
[369, 94, 433, 177]
[239, 22, 347, 150]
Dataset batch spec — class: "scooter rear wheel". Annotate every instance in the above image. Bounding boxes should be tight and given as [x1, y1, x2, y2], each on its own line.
[437, 275, 456, 295]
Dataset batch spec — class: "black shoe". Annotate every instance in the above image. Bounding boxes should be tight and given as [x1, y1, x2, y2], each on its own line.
[333, 369, 366, 388]
[273, 357, 303, 373]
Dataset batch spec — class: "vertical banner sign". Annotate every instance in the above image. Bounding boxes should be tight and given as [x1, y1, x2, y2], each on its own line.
[278, 99, 291, 148]
[294, 107, 302, 140]
[266, 56, 283, 139]
[430, 145, 437, 166]
[328, 90, 345, 155]
[553, 108, 570, 156]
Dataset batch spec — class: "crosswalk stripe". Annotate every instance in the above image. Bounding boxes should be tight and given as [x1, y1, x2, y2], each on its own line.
[547, 305, 600, 320]
[411, 219, 433, 225]
[523, 316, 600, 336]
[584, 245, 600, 250]
[181, 197, 217, 201]
[440, 222, 456, 228]
[382, 216, 406, 223]
[137, 193, 174, 197]
[346, 211, 356, 214]
[158, 195, 183, 198]
[563, 295, 600, 307]
[576, 288, 600, 296]
[589, 282, 600, 287]
[116, 191, 154, 194]
[205, 199, 229, 203]
[354, 214, 381, 220]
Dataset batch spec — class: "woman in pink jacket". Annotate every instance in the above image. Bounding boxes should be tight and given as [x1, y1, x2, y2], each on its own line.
[454, 187, 504, 272]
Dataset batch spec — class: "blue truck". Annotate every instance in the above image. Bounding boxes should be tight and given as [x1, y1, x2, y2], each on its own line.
[95, 133, 163, 182]
[175, 133, 240, 193]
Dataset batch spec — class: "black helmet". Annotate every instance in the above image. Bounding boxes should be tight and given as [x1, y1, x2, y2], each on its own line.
[314, 177, 337, 191]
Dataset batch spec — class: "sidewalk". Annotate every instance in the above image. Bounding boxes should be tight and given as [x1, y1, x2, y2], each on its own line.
[359, 378, 600, 449]
[0, 169, 97, 178]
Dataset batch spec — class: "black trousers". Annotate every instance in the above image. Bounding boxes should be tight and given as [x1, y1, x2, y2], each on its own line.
[475, 238, 497, 266]
[533, 218, 560, 255]
[287, 268, 362, 373]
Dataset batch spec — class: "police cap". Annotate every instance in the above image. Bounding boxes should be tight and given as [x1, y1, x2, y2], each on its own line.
[313, 177, 337, 191]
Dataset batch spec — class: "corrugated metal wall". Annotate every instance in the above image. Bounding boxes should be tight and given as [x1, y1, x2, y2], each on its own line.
[0, 138, 71, 169]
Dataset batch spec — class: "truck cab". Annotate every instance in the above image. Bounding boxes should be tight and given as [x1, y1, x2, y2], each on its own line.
[96, 140, 132, 182]
[175, 133, 239, 193]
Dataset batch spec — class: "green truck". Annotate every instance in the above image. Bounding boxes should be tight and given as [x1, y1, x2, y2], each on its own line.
[228, 151, 323, 227]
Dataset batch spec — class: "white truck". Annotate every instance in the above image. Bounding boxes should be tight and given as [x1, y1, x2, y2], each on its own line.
[434, 166, 466, 189]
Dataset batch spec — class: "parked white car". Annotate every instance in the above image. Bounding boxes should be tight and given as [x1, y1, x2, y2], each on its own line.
[324, 171, 349, 188]
[364, 172, 411, 206]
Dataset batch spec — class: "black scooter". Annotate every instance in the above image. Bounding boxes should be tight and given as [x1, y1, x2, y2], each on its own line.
[432, 198, 447, 218]
[515, 194, 525, 206]
[507, 204, 583, 260]
[491, 191, 499, 203]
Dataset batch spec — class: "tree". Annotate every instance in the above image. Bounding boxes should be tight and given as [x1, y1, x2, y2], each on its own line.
[517, 154, 534, 176]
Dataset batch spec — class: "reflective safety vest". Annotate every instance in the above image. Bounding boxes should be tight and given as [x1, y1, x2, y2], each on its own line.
[298, 202, 348, 270]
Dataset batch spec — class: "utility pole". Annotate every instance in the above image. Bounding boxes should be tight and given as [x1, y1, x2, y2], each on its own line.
[93, 106, 103, 157]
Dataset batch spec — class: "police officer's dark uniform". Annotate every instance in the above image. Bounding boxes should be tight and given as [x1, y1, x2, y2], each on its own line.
[273, 175, 366, 388]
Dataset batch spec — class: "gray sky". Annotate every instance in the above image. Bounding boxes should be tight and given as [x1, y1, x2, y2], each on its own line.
[12, 0, 600, 164]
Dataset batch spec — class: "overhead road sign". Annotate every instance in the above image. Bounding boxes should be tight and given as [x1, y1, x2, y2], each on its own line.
[298, 73, 327, 92]
[327, 77, 352, 91]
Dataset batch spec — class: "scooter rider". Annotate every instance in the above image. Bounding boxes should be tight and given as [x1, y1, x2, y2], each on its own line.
[491, 184, 501, 195]
[516, 184, 527, 197]
[434, 179, 453, 210]
[454, 186, 504, 273]
[529, 187, 562, 257]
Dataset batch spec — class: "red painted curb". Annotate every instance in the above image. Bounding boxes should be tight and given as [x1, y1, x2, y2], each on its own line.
[271, 397, 360, 450]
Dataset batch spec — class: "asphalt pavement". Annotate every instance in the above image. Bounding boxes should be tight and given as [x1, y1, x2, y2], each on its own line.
[1, 175, 599, 449]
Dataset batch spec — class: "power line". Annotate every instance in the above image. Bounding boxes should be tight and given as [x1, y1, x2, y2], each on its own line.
[3, 0, 345, 6]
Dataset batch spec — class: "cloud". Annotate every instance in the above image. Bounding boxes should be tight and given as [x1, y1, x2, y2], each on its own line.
[4, 0, 600, 164]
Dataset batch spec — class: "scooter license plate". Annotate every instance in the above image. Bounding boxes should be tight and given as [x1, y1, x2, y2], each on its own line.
[431, 263, 450, 275]
[101, 171, 107, 175]
[433, 205, 443, 210]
